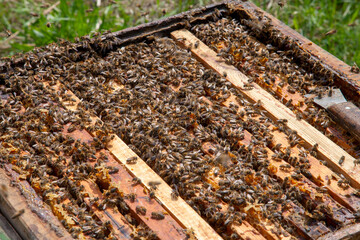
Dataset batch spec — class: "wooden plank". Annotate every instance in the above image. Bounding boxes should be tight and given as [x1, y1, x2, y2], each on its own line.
[0, 212, 22, 240]
[0, 168, 72, 240]
[64, 125, 186, 240]
[201, 142, 282, 239]
[317, 223, 360, 240]
[211, 27, 359, 159]
[271, 132, 360, 212]
[57, 124, 134, 239]
[282, 203, 330, 239]
[70, 70, 264, 240]
[81, 180, 132, 239]
[231, 222, 267, 240]
[222, 94, 360, 212]
[110, 78, 267, 239]
[171, 29, 360, 189]
[232, 2, 360, 98]
[45, 81, 222, 240]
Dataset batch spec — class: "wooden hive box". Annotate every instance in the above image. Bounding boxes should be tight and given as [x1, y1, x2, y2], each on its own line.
[1, 1, 360, 239]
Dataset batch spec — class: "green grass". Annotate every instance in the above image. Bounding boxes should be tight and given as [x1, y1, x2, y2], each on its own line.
[0, 0, 359, 66]
[253, 0, 360, 66]
[0, 0, 134, 55]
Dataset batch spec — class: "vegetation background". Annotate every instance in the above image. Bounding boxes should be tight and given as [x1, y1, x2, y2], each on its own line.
[0, 0, 359, 66]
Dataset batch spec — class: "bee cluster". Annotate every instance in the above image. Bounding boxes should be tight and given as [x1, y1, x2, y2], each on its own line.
[0, 69, 157, 238]
[0, 12, 359, 240]
[191, 17, 360, 158]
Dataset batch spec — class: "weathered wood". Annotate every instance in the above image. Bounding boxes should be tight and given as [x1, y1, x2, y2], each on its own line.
[231, 223, 267, 240]
[81, 180, 132, 239]
[0, 212, 22, 240]
[213, 27, 359, 159]
[45, 81, 222, 240]
[222, 94, 360, 212]
[201, 141, 286, 240]
[282, 203, 330, 239]
[0, 168, 72, 240]
[271, 132, 360, 212]
[327, 101, 360, 143]
[64, 125, 186, 240]
[232, 1, 360, 100]
[171, 29, 360, 189]
[317, 223, 360, 240]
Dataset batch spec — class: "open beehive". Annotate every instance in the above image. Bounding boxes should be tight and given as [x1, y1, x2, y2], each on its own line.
[1, 1, 360, 240]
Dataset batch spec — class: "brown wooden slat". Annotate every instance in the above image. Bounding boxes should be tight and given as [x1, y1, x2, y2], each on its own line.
[232, 2, 360, 98]
[64, 126, 186, 240]
[231, 222, 267, 240]
[241, 130, 354, 233]
[109, 75, 268, 239]
[0, 211, 22, 240]
[170, 29, 360, 190]
[282, 203, 330, 239]
[317, 223, 360, 240]
[81, 180, 132, 239]
[44, 81, 222, 240]
[202, 140, 292, 240]
[212, 30, 359, 159]
[0, 167, 72, 240]
[271, 132, 360, 212]
[222, 93, 360, 212]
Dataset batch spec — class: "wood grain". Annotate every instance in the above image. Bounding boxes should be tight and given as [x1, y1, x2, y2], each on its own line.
[81, 180, 132, 240]
[317, 223, 360, 240]
[271, 132, 360, 212]
[171, 29, 360, 189]
[64, 125, 186, 240]
[212, 24, 359, 158]
[45, 81, 223, 240]
[234, 1, 360, 99]
[0, 168, 72, 240]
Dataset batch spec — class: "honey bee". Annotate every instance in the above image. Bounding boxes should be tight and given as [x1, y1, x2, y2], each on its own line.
[339, 156, 345, 166]
[278, 1, 285, 8]
[350, 62, 360, 73]
[126, 193, 136, 202]
[354, 158, 360, 166]
[151, 211, 165, 220]
[136, 205, 147, 216]
[67, 124, 76, 133]
[325, 29, 337, 36]
[107, 166, 119, 174]
[126, 156, 138, 164]
[338, 179, 350, 189]
[279, 164, 291, 171]
[194, 40, 199, 49]
[148, 181, 161, 190]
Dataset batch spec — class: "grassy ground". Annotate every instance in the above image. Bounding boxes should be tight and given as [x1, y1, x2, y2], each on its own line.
[0, 0, 359, 66]
[253, 0, 360, 66]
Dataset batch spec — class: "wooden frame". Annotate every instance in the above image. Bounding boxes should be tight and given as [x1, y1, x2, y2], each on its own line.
[1, 1, 360, 240]
[0, 168, 72, 240]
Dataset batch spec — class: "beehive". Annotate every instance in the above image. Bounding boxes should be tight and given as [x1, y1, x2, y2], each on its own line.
[1, 1, 360, 240]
